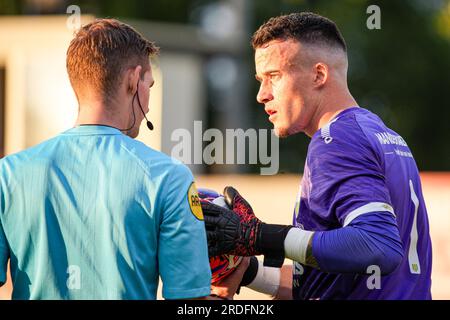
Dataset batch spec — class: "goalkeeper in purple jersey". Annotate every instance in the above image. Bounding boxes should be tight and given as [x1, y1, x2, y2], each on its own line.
[201, 12, 432, 300]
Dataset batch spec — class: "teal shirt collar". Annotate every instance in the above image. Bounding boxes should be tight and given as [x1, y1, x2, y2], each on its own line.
[63, 125, 123, 136]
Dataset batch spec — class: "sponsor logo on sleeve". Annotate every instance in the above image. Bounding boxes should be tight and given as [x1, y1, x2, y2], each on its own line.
[187, 182, 204, 220]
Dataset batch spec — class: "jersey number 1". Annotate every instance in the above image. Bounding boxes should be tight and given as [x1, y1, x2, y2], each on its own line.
[408, 180, 421, 274]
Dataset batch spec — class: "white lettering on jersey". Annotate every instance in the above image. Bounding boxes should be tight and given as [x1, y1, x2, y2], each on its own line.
[375, 132, 408, 147]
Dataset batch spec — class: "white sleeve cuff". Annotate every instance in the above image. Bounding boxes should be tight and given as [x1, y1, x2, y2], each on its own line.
[284, 227, 314, 264]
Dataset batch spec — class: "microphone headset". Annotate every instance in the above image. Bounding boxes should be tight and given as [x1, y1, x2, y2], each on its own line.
[119, 79, 153, 132]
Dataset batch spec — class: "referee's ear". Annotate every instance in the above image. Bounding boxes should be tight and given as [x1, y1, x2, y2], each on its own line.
[127, 65, 143, 95]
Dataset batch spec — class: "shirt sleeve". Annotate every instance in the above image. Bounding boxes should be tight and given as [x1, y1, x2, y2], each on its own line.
[0, 224, 8, 286]
[307, 119, 394, 228]
[158, 163, 211, 299]
[0, 174, 9, 286]
[313, 212, 404, 274]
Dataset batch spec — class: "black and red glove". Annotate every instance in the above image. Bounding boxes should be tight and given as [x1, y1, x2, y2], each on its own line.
[202, 186, 292, 267]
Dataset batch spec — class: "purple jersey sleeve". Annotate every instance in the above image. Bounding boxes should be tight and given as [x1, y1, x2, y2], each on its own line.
[312, 211, 403, 274]
[292, 107, 432, 300]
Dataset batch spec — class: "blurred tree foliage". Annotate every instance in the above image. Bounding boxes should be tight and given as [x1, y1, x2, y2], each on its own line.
[1, 0, 449, 171]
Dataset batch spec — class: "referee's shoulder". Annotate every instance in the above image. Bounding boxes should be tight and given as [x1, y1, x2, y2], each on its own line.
[0, 134, 61, 165]
[119, 136, 192, 177]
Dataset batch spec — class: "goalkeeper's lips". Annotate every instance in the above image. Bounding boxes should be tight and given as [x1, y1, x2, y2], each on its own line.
[265, 108, 277, 122]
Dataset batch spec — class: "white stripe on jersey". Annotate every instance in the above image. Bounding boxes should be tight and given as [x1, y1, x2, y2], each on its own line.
[343, 202, 395, 227]
[321, 117, 339, 144]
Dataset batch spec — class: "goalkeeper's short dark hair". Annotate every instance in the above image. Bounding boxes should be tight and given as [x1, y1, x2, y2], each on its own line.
[251, 12, 347, 53]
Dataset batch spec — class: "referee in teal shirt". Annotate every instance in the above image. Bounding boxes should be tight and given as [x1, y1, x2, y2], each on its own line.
[0, 19, 212, 299]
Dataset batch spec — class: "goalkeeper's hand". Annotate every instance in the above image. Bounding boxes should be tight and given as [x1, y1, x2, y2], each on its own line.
[201, 187, 262, 257]
[202, 186, 292, 267]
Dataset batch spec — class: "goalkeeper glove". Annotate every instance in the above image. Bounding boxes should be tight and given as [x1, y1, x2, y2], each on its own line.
[202, 186, 292, 267]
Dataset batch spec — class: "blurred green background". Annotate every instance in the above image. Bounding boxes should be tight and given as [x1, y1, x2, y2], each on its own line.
[1, 0, 449, 173]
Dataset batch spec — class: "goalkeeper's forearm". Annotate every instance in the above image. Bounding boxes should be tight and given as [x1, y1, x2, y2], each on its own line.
[260, 212, 404, 275]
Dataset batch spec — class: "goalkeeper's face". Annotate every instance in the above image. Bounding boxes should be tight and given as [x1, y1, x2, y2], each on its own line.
[254, 39, 318, 138]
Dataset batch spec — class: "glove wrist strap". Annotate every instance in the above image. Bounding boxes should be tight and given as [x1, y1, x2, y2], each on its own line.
[258, 223, 292, 267]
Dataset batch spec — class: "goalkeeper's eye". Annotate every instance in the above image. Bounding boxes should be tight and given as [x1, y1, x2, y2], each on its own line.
[269, 72, 281, 82]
